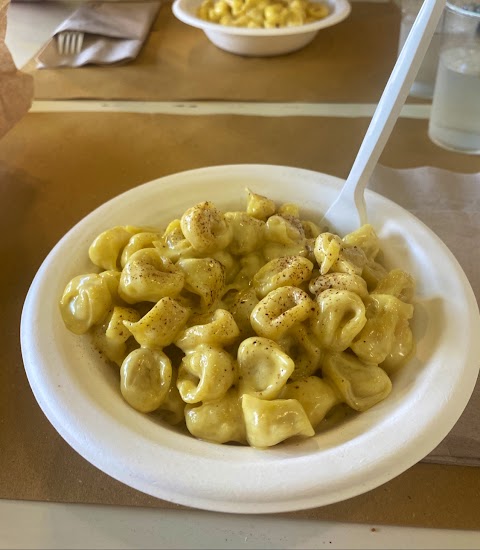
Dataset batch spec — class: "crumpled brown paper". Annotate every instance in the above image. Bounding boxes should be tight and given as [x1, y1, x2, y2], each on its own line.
[0, 0, 33, 139]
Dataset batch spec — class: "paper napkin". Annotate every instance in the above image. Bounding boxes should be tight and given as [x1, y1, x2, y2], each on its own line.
[36, 1, 161, 69]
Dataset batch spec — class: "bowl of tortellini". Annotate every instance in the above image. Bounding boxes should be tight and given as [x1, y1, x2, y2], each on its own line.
[21, 164, 480, 513]
[172, 0, 351, 56]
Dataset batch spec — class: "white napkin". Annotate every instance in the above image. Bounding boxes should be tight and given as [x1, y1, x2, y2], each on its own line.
[35, 1, 161, 69]
[370, 164, 480, 467]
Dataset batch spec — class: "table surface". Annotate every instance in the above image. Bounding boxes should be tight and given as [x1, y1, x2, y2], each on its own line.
[3, 2, 480, 548]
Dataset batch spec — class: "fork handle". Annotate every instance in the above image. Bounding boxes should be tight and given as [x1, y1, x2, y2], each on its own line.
[322, 0, 446, 235]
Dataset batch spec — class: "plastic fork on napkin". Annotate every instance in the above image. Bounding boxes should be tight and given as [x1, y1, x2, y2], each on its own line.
[35, 1, 162, 69]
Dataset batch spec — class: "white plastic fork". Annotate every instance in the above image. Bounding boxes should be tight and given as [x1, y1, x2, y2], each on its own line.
[57, 31, 85, 56]
[320, 0, 446, 236]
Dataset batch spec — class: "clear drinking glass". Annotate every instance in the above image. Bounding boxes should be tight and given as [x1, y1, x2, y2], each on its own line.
[428, 1, 480, 154]
[398, 0, 445, 98]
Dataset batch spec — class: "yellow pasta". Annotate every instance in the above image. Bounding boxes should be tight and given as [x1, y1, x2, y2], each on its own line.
[120, 348, 172, 413]
[237, 336, 294, 399]
[250, 285, 315, 339]
[180, 201, 232, 254]
[224, 211, 265, 255]
[322, 351, 392, 412]
[177, 344, 236, 403]
[124, 297, 190, 349]
[242, 394, 315, 448]
[120, 231, 163, 268]
[197, 0, 330, 29]
[119, 249, 184, 304]
[59, 273, 113, 335]
[185, 388, 247, 444]
[280, 375, 340, 428]
[311, 289, 367, 352]
[89, 226, 140, 271]
[59, 188, 417, 449]
[175, 309, 240, 351]
[177, 257, 226, 312]
[253, 255, 313, 299]
[277, 323, 323, 380]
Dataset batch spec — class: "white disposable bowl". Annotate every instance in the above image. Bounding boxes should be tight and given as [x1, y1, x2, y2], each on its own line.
[21, 164, 480, 514]
[172, 0, 351, 56]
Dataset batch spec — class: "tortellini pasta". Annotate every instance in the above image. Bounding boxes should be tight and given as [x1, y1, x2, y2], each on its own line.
[119, 249, 184, 303]
[59, 189, 416, 449]
[280, 376, 340, 428]
[89, 226, 140, 271]
[59, 273, 113, 334]
[180, 201, 232, 254]
[176, 257, 225, 312]
[250, 285, 315, 339]
[242, 394, 315, 448]
[177, 344, 236, 403]
[120, 347, 172, 413]
[237, 337, 294, 399]
[322, 351, 392, 412]
[124, 297, 190, 349]
[197, 0, 330, 29]
[311, 289, 366, 352]
[185, 388, 247, 444]
[253, 255, 313, 299]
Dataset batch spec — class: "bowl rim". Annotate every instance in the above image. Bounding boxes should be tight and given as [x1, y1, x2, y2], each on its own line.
[20, 164, 480, 514]
[172, 0, 352, 37]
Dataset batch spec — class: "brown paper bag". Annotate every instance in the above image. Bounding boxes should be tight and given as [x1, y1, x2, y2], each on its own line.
[0, 0, 33, 139]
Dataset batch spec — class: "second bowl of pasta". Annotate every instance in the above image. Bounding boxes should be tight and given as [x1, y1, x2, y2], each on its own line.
[172, 0, 351, 56]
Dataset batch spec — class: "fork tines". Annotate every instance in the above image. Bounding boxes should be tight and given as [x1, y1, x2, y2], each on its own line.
[57, 31, 84, 56]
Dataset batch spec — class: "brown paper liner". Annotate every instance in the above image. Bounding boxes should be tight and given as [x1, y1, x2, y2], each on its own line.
[22, 1, 414, 103]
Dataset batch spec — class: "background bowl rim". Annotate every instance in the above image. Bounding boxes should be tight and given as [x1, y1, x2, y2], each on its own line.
[172, 0, 352, 37]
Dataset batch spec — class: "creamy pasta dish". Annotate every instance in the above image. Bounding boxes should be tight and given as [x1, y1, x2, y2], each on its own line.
[197, 0, 330, 28]
[59, 189, 416, 448]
